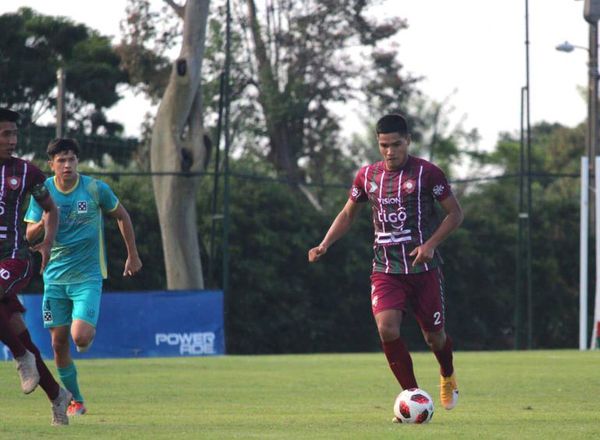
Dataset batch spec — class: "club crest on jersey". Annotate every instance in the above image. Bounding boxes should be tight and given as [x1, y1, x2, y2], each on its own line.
[433, 184, 445, 197]
[77, 201, 88, 213]
[7, 176, 20, 190]
[369, 181, 378, 193]
[402, 179, 416, 194]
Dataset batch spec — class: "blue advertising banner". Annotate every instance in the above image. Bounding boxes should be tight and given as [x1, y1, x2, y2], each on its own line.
[1, 290, 224, 360]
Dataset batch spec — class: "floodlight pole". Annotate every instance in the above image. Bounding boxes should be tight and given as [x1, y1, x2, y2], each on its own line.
[588, 23, 599, 226]
[585, 0, 600, 350]
[221, 0, 232, 298]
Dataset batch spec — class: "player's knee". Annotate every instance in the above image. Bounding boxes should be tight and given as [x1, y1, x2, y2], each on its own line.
[72, 334, 93, 348]
[377, 323, 400, 342]
[424, 330, 445, 351]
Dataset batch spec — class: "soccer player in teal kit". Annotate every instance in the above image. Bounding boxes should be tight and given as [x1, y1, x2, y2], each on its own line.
[308, 114, 463, 416]
[25, 138, 142, 416]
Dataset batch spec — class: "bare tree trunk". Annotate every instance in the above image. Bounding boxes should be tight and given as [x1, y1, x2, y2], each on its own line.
[151, 0, 210, 289]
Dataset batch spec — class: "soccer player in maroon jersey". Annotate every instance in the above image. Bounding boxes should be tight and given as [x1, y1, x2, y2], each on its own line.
[0, 108, 72, 425]
[308, 113, 463, 415]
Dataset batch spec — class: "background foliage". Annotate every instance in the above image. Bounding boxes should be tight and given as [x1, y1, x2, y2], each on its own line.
[3, 4, 590, 353]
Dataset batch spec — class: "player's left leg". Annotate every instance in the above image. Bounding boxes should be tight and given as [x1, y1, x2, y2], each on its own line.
[9, 313, 72, 425]
[69, 280, 101, 354]
[71, 319, 96, 353]
[10, 312, 60, 399]
[412, 267, 458, 410]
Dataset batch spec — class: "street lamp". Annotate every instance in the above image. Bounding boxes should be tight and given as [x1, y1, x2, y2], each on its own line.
[556, 31, 599, 351]
[556, 38, 598, 187]
[555, 41, 588, 53]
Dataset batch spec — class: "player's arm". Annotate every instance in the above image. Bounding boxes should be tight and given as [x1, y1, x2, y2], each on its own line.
[25, 218, 44, 243]
[106, 204, 142, 276]
[308, 199, 363, 263]
[409, 193, 463, 266]
[30, 194, 58, 273]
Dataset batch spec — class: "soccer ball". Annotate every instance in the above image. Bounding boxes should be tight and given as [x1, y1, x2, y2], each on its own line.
[393, 388, 434, 424]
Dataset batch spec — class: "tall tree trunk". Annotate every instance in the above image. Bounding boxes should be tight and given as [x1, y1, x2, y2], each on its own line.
[150, 0, 210, 289]
[246, 0, 297, 179]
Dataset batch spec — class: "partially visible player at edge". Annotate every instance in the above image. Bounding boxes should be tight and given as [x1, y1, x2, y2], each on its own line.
[25, 138, 142, 417]
[308, 113, 463, 417]
[0, 107, 72, 426]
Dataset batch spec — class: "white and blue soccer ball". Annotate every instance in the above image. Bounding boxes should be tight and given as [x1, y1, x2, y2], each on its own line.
[393, 388, 434, 424]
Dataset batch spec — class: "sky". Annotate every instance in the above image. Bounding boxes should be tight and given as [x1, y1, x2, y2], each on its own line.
[0, 0, 591, 151]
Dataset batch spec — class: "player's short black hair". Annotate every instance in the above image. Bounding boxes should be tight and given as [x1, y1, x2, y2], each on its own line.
[0, 107, 20, 123]
[47, 138, 80, 158]
[376, 114, 409, 137]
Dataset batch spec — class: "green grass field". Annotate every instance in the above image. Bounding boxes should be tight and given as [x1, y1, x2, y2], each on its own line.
[1, 350, 599, 439]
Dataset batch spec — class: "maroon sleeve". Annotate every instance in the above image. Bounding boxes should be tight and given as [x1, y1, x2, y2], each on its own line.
[427, 163, 452, 201]
[26, 162, 49, 202]
[349, 166, 369, 203]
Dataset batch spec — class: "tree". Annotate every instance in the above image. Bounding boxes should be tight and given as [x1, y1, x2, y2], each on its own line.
[150, 0, 212, 289]
[238, 0, 420, 202]
[0, 7, 127, 131]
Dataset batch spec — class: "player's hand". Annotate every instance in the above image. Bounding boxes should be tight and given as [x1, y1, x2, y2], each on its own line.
[409, 243, 435, 267]
[308, 245, 328, 262]
[30, 240, 52, 274]
[123, 254, 142, 276]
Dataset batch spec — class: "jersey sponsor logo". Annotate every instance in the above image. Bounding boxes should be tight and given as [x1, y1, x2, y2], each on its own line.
[155, 332, 216, 355]
[7, 177, 20, 191]
[351, 186, 362, 198]
[433, 184, 445, 197]
[375, 229, 412, 245]
[377, 206, 407, 230]
[402, 179, 416, 194]
[0, 201, 5, 216]
[0, 267, 10, 280]
[380, 197, 401, 205]
[77, 201, 88, 213]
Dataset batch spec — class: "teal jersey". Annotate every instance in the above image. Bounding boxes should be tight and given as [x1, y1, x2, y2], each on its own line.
[24, 174, 119, 284]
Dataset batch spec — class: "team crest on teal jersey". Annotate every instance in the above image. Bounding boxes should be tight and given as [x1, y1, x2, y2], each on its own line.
[77, 201, 88, 213]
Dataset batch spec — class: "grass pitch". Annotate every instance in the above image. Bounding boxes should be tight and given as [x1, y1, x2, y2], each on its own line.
[1, 350, 599, 439]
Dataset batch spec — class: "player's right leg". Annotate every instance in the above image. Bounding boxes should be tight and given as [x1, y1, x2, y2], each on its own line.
[49, 325, 86, 406]
[371, 272, 418, 391]
[0, 257, 40, 393]
[0, 304, 39, 393]
[43, 285, 86, 411]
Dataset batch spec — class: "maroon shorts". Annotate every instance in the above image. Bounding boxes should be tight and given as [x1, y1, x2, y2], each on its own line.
[0, 257, 33, 317]
[370, 268, 446, 332]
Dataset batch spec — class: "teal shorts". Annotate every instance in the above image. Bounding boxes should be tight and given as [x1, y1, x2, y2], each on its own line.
[42, 280, 103, 328]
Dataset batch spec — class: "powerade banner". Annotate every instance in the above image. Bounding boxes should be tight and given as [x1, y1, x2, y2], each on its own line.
[2, 290, 224, 360]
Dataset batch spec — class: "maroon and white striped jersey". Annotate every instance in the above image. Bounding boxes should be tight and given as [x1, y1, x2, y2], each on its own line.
[349, 155, 452, 274]
[0, 158, 48, 260]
